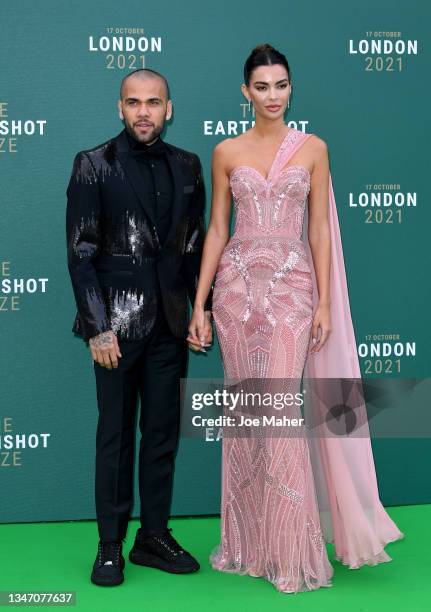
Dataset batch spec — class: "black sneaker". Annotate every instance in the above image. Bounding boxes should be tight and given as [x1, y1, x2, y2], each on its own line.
[129, 528, 200, 574]
[91, 540, 125, 586]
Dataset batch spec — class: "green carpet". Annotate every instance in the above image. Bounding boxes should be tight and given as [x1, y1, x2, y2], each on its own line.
[0, 505, 428, 611]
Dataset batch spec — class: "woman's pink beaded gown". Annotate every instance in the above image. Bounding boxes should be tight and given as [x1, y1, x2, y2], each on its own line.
[210, 127, 404, 593]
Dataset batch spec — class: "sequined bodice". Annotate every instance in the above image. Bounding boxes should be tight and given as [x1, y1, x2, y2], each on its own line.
[229, 164, 311, 240]
[213, 128, 314, 332]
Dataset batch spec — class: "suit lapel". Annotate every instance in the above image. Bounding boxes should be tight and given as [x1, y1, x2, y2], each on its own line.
[116, 153, 157, 227]
[162, 144, 186, 250]
[113, 130, 187, 250]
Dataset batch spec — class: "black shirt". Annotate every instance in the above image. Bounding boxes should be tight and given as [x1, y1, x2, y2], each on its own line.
[126, 131, 174, 246]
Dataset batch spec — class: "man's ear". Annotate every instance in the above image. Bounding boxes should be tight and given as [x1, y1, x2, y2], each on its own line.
[165, 99, 173, 121]
[117, 99, 124, 120]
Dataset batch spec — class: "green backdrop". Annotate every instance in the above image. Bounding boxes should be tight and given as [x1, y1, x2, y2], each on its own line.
[0, 0, 429, 523]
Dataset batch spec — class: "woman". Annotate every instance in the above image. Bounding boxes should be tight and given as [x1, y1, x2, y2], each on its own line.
[187, 44, 404, 593]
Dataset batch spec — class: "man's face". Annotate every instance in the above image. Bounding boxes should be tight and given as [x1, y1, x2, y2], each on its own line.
[118, 76, 172, 145]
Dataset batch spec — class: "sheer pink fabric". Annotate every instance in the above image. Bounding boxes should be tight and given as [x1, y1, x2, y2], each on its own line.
[210, 127, 404, 593]
[301, 135, 405, 569]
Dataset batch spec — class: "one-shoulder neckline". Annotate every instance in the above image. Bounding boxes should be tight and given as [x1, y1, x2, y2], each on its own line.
[230, 163, 311, 184]
[228, 128, 310, 184]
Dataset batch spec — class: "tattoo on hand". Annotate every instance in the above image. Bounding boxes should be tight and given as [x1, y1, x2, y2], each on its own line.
[90, 331, 114, 349]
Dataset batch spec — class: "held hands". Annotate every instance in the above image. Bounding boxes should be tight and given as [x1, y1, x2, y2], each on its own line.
[187, 307, 213, 353]
[89, 330, 122, 369]
[309, 304, 331, 354]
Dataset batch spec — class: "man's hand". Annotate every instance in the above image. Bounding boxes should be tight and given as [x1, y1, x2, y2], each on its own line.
[89, 330, 122, 369]
[187, 309, 213, 353]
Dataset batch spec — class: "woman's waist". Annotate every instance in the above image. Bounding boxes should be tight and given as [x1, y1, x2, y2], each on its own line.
[226, 234, 307, 248]
[219, 236, 311, 271]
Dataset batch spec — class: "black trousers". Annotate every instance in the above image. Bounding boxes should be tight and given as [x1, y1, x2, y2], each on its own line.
[93, 307, 188, 542]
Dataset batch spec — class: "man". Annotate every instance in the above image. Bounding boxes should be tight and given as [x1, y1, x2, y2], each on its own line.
[66, 68, 212, 587]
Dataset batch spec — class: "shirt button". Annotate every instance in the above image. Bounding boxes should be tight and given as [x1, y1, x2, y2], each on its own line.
[151, 163, 155, 168]
[156, 191, 160, 196]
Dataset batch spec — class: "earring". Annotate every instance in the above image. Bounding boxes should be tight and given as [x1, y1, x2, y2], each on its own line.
[287, 97, 290, 109]
[248, 99, 252, 111]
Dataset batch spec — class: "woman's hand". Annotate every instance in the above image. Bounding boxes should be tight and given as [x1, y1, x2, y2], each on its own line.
[187, 306, 213, 353]
[309, 303, 331, 353]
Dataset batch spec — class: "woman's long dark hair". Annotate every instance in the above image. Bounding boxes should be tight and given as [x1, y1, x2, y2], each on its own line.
[243, 43, 291, 85]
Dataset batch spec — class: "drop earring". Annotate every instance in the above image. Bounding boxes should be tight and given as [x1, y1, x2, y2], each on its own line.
[248, 98, 252, 111]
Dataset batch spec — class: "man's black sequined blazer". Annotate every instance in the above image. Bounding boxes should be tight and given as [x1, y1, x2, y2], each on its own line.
[66, 129, 212, 342]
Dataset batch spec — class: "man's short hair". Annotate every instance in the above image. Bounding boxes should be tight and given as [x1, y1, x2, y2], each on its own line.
[119, 69, 170, 100]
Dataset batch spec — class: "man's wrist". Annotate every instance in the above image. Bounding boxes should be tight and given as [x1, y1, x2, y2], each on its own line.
[89, 329, 115, 347]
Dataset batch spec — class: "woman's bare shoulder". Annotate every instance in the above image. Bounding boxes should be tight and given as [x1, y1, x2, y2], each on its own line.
[307, 132, 328, 155]
[212, 133, 251, 175]
[213, 132, 250, 156]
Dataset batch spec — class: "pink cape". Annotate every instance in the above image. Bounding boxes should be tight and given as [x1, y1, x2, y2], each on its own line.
[297, 132, 405, 568]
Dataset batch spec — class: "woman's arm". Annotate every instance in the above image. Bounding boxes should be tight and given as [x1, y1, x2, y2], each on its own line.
[187, 141, 232, 352]
[307, 137, 332, 352]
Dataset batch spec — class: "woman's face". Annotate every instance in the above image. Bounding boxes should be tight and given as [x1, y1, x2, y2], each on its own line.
[243, 64, 291, 120]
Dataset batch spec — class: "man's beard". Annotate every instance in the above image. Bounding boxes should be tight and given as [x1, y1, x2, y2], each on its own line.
[124, 119, 163, 145]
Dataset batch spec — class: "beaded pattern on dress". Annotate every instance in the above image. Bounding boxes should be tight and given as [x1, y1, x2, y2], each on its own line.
[210, 128, 333, 593]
